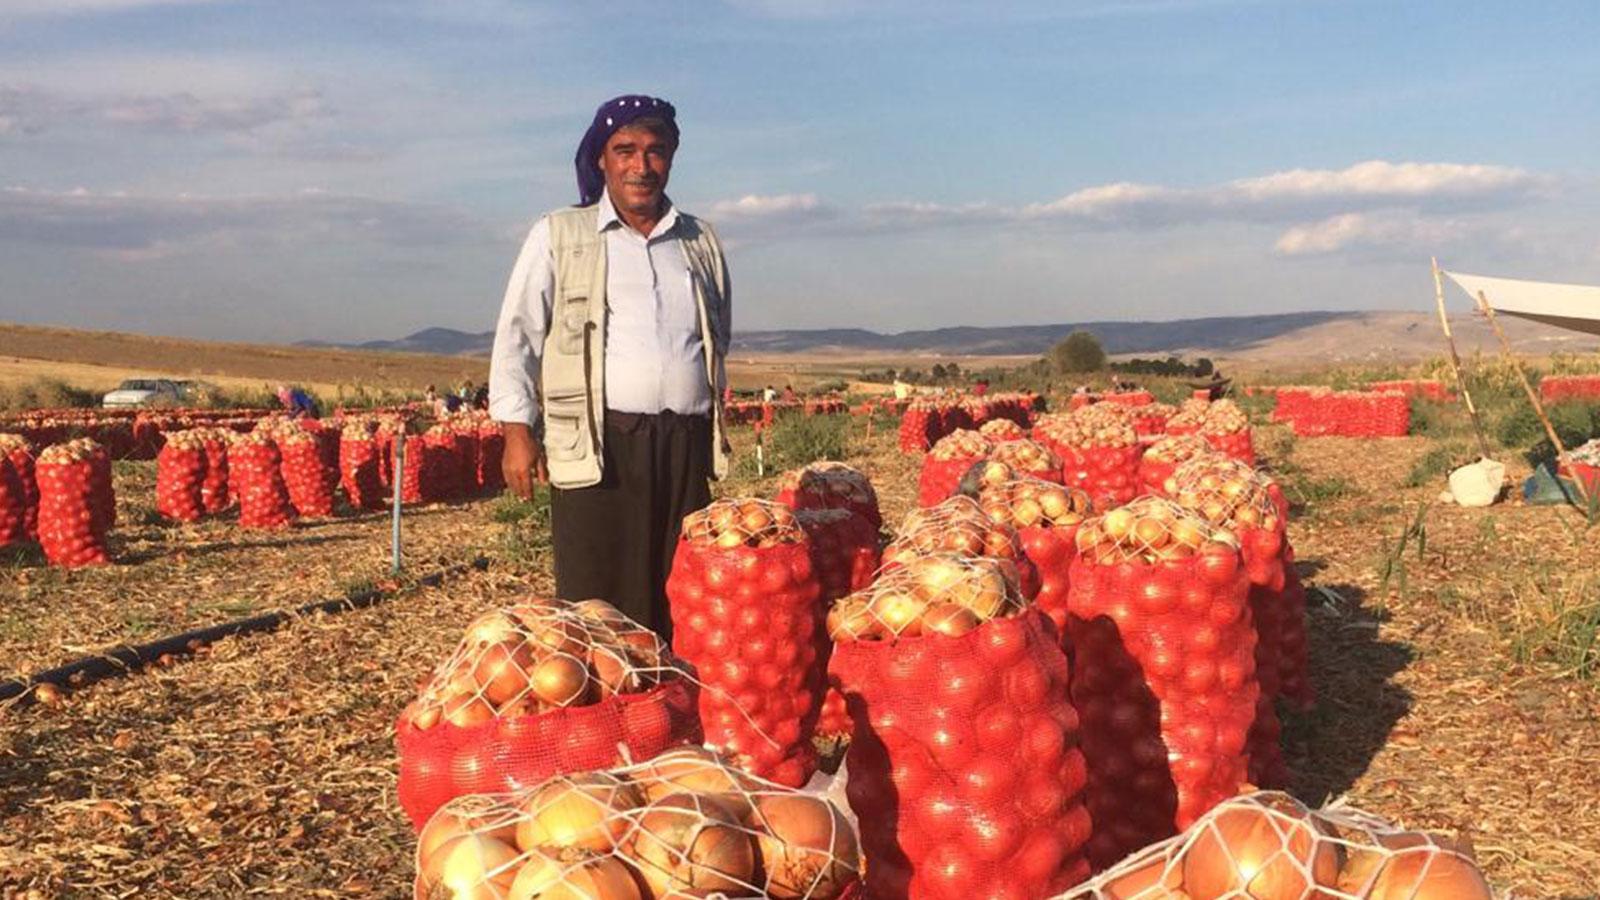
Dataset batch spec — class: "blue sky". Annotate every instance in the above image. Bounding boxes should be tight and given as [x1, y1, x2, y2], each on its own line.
[1, 0, 1597, 342]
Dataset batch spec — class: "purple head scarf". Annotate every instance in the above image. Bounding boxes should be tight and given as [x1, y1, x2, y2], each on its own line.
[574, 94, 679, 207]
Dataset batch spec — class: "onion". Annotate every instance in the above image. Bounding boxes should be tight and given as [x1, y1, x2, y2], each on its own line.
[463, 612, 520, 648]
[472, 640, 537, 707]
[751, 794, 859, 899]
[418, 809, 518, 868]
[1182, 798, 1340, 899]
[624, 792, 757, 898]
[869, 590, 927, 637]
[418, 834, 520, 899]
[530, 655, 594, 707]
[442, 691, 496, 728]
[921, 603, 980, 637]
[515, 772, 643, 853]
[569, 598, 629, 626]
[1102, 850, 1184, 899]
[591, 645, 640, 698]
[507, 852, 643, 900]
[1367, 848, 1491, 900]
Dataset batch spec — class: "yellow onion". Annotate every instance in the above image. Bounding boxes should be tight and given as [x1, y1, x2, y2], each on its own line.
[442, 691, 496, 729]
[515, 772, 644, 853]
[472, 640, 537, 707]
[1367, 848, 1491, 900]
[418, 834, 520, 899]
[750, 794, 859, 899]
[632, 748, 756, 817]
[868, 590, 927, 637]
[624, 793, 756, 898]
[530, 656, 594, 707]
[1182, 797, 1340, 900]
[591, 645, 640, 698]
[418, 809, 518, 868]
[921, 603, 980, 637]
[1101, 849, 1184, 899]
[506, 852, 643, 900]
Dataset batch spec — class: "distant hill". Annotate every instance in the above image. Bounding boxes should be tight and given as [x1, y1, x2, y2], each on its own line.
[314, 310, 1599, 363]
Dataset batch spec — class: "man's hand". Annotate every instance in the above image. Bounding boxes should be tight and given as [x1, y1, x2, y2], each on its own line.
[502, 422, 548, 499]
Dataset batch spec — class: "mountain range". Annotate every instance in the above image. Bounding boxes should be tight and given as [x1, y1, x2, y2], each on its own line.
[301, 309, 1599, 363]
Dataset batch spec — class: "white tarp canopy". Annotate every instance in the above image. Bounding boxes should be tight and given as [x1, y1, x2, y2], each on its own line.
[1444, 270, 1600, 337]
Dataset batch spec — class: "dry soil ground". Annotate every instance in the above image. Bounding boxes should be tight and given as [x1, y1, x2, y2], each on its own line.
[0, 421, 1596, 898]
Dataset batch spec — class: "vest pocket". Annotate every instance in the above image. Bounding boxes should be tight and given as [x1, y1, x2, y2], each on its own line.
[558, 295, 589, 355]
[544, 411, 586, 462]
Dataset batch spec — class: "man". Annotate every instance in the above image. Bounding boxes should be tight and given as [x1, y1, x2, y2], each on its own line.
[490, 94, 731, 639]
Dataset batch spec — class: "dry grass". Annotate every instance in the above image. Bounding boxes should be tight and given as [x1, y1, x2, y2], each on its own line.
[0, 416, 1597, 897]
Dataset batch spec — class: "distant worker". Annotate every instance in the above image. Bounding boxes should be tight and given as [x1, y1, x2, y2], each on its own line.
[973, 378, 990, 396]
[782, 384, 798, 403]
[763, 384, 778, 404]
[472, 384, 490, 410]
[489, 93, 731, 640]
[893, 377, 911, 401]
[459, 379, 476, 401]
[275, 384, 319, 418]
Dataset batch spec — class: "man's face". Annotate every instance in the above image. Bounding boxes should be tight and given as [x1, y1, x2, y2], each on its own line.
[598, 125, 673, 215]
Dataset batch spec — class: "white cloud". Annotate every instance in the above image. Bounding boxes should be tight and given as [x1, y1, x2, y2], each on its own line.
[0, 0, 220, 21]
[708, 193, 829, 221]
[1272, 211, 1523, 259]
[0, 185, 488, 257]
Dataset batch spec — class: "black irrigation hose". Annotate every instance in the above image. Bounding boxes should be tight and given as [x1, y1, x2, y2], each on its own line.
[0, 556, 490, 709]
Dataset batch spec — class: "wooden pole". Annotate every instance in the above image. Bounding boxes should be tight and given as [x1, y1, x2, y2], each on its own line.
[1432, 258, 1493, 459]
[1473, 289, 1591, 508]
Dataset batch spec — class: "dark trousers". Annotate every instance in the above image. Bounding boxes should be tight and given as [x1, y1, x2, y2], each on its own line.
[550, 410, 712, 641]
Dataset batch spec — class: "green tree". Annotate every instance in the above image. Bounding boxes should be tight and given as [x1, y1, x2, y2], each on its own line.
[1049, 330, 1106, 374]
[931, 363, 948, 380]
[1195, 357, 1215, 376]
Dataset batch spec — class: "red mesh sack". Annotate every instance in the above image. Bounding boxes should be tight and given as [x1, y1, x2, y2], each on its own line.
[796, 508, 880, 604]
[1133, 402, 1176, 438]
[424, 425, 462, 502]
[1277, 566, 1315, 711]
[0, 434, 38, 541]
[339, 424, 387, 510]
[882, 495, 1040, 600]
[668, 499, 826, 786]
[86, 439, 114, 532]
[774, 461, 882, 529]
[978, 478, 1094, 640]
[1034, 408, 1142, 507]
[198, 429, 231, 514]
[477, 420, 506, 491]
[1138, 434, 1215, 498]
[396, 599, 702, 830]
[278, 428, 338, 518]
[1057, 790, 1493, 900]
[412, 748, 862, 900]
[392, 430, 427, 504]
[454, 425, 479, 496]
[0, 451, 27, 548]
[229, 432, 296, 529]
[828, 558, 1092, 899]
[978, 417, 1026, 442]
[155, 430, 207, 522]
[918, 429, 992, 507]
[899, 402, 940, 453]
[987, 438, 1066, 485]
[36, 439, 112, 567]
[1067, 498, 1258, 868]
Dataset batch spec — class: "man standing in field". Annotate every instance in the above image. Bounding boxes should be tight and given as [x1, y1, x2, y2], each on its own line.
[489, 94, 731, 639]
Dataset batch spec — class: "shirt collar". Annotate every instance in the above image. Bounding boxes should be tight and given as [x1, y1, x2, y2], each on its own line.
[597, 187, 679, 239]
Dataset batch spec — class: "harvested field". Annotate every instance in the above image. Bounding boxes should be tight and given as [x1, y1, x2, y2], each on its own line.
[1, 419, 1597, 898]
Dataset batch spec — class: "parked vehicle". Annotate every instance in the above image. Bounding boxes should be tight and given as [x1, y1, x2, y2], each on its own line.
[101, 378, 184, 409]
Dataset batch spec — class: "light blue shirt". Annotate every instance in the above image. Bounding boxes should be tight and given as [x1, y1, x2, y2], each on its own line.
[489, 190, 720, 425]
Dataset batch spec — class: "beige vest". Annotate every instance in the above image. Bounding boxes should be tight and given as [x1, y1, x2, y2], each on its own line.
[541, 204, 731, 489]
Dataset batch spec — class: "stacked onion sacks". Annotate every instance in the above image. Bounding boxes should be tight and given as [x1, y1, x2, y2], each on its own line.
[918, 429, 993, 507]
[339, 421, 387, 510]
[0, 433, 35, 546]
[155, 429, 208, 522]
[828, 556, 1093, 897]
[1197, 398, 1255, 465]
[1058, 790, 1492, 900]
[36, 438, 112, 566]
[978, 479, 1094, 639]
[228, 431, 296, 528]
[477, 418, 507, 492]
[277, 425, 339, 518]
[978, 417, 1027, 442]
[668, 499, 826, 787]
[413, 748, 861, 900]
[881, 495, 1040, 600]
[774, 461, 881, 529]
[1033, 407, 1141, 508]
[397, 599, 700, 830]
[1137, 434, 1216, 498]
[1067, 497, 1258, 868]
[196, 428, 231, 514]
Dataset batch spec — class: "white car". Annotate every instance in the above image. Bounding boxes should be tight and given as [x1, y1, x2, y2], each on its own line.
[102, 378, 185, 409]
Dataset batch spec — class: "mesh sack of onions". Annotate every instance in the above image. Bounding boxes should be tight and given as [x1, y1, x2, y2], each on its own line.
[393, 428, 428, 504]
[1163, 398, 1210, 436]
[898, 403, 938, 453]
[881, 495, 1040, 600]
[278, 428, 338, 518]
[774, 461, 882, 530]
[978, 417, 1027, 442]
[155, 430, 207, 522]
[36, 439, 112, 566]
[1167, 457, 1292, 787]
[85, 438, 114, 532]
[667, 499, 826, 787]
[477, 420, 507, 492]
[1137, 435, 1216, 498]
[397, 598, 702, 830]
[339, 423, 387, 510]
[0, 433, 36, 545]
[376, 421, 399, 490]
[1067, 498, 1258, 868]
[977, 478, 1093, 639]
[198, 429, 231, 514]
[228, 432, 296, 529]
[1034, 408, 1142, 508]
[412, 747, 862, 900]
[1278, 566, 1315, 712]
[796, 508, 880, 604]
[1132, 402, 1175, 438]
[424, 425, 463, 502]
[828, 556, 1093, 898]
[1198, 399, 1255, 465]
[1055, 789, 1493, 900]
[986, 438, 1066, 485]
[918, 429, 993, 507]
